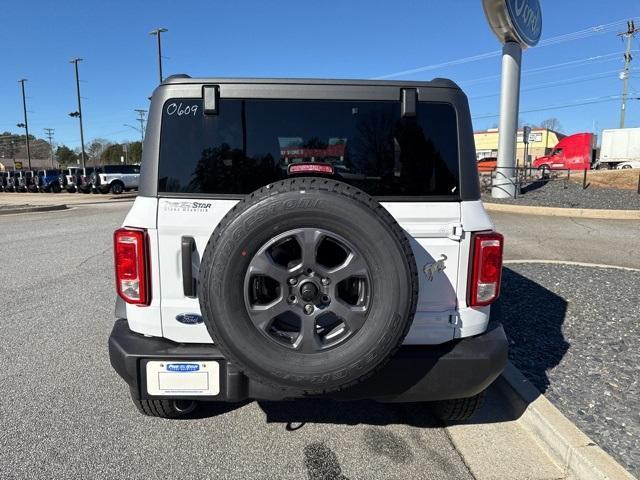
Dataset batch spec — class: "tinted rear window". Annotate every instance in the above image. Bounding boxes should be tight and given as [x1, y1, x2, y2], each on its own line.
[102, 165, 140, 174]
[158, 99, 459, 198]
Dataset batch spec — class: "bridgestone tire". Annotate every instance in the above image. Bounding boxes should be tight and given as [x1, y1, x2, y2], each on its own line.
[430, 391, 486, 422]
[199, 177, 418, 395]
[132, 398, 197, 419]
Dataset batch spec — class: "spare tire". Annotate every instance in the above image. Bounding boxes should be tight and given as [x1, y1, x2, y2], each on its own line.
[199, 178, 418, 395]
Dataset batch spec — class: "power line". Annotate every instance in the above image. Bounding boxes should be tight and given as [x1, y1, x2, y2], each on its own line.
[469, 68, 639, 99]
[374, 17, 638, 79]
[472, 94, 630, 119]
[461, 51, 630, 87]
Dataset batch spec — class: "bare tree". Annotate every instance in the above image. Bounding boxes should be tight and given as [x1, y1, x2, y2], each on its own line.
[87, 138, 112, 165]
[539, 118, 563, 132]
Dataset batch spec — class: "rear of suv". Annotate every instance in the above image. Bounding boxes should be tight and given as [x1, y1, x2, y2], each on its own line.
[58, 167, 80, 193]
[34, 169, 62, 193]
[108, 77, 507, 420]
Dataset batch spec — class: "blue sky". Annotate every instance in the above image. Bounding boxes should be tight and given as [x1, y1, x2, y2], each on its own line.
[1, 0, 639, 150]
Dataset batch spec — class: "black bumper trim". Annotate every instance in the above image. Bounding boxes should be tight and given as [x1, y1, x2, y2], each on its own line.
[108, 319, 508, 402]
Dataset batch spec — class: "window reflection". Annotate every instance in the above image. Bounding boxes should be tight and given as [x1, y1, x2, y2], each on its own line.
[158, 99, 459, 197]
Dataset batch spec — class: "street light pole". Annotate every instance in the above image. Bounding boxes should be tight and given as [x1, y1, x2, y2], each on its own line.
[18, 79, 32, 170]
[134, 109, 147, 143]
[70, 58, 87, 170]
[149, 27, 168, 84]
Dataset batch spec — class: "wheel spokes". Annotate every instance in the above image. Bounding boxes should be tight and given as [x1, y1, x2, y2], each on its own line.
[294, 317, 322, 353]
[294, 229, 323, 270]
[245, 227, 372, 351]
[248, 250, 290, 284]
[329, 299, 368, 333]
[328, 252, 368, 284]
[247, 297, 288, 331]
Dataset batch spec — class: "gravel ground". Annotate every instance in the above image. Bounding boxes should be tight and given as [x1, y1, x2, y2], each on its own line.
[481, 176, 640, 210]
[493, 263, 640, 476]
[0, 204, 473, 480]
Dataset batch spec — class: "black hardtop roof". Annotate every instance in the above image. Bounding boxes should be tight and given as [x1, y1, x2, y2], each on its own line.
[162, 75, 461, 90]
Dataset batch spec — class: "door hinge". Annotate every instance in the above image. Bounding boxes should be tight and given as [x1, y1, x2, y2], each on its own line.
[448, 223, 464, 241]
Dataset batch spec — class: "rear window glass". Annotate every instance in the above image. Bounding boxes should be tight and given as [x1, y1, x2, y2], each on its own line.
[158, 99, 459, 198]
[102, 165, 140, 174]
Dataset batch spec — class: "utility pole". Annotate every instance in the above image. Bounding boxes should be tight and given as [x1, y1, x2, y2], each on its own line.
[18, 79, 32, 170]
[44, 128, 55, 168]
[149, 27, 168, 84]
[134, 109, 147, 143]
[70, 58, 87, 169]
[618, 20, 640, 128]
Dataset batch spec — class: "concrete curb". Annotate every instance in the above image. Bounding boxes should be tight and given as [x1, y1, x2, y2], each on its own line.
[499, 362, 635, 479]
[0, 204, 68, 216]
[484, 201, 640, 220]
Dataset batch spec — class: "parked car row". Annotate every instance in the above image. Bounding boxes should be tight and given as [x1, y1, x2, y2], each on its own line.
[0, 165, 140, 194]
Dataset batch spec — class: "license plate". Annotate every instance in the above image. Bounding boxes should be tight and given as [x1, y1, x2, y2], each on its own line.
[146, 361, 220, 396]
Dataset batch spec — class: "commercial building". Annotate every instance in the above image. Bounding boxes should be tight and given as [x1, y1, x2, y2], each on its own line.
[474, 128, 565, 166]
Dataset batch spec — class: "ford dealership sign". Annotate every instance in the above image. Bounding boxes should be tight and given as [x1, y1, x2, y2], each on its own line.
[483, 0, 542, 48]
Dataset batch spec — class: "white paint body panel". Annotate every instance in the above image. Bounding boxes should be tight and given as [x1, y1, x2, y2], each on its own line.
[122, 196, 162, 337]
[121, 196, 494, 345]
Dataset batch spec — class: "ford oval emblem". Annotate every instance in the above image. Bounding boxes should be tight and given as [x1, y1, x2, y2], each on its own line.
[176, 313, 203, 325]
[166, 363, 200, 372]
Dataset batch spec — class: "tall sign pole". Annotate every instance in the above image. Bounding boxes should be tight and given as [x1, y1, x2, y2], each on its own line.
[483, 0, 542, 198]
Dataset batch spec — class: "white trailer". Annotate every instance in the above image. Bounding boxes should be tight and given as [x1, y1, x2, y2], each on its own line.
[598, 128, 640, 169]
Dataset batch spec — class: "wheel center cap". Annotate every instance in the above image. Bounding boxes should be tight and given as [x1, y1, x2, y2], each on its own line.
[299, 281, 319, 302]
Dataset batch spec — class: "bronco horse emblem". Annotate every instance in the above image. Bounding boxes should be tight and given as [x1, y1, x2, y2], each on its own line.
[423, 254, 447, 281]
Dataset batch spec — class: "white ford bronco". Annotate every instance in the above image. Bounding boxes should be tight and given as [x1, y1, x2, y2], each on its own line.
[108, 76, 507, 420]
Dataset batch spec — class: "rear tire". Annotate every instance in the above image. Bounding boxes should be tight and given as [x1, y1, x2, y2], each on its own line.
[132, 397, 198, 418]
[199, 177, 418, 396]
[430, 391, 485, 422]
[110, 181, 124, 194]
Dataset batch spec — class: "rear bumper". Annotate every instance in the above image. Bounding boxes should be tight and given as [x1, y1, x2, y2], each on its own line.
[109, 319, 508, 402]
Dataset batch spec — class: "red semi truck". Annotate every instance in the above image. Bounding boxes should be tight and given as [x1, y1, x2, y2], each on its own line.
[532, 132, 595, 171]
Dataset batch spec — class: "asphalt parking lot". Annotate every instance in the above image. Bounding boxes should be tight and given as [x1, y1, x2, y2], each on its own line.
[0, 203, 474, 480]
[1, 202, 637, 478]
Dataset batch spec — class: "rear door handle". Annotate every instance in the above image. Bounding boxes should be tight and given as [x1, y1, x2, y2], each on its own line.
[181, 236, 197, 298]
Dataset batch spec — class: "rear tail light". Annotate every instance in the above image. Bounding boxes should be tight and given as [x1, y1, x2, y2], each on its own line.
[114, 228, 150, 305]
[468, 231, 504, 307]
